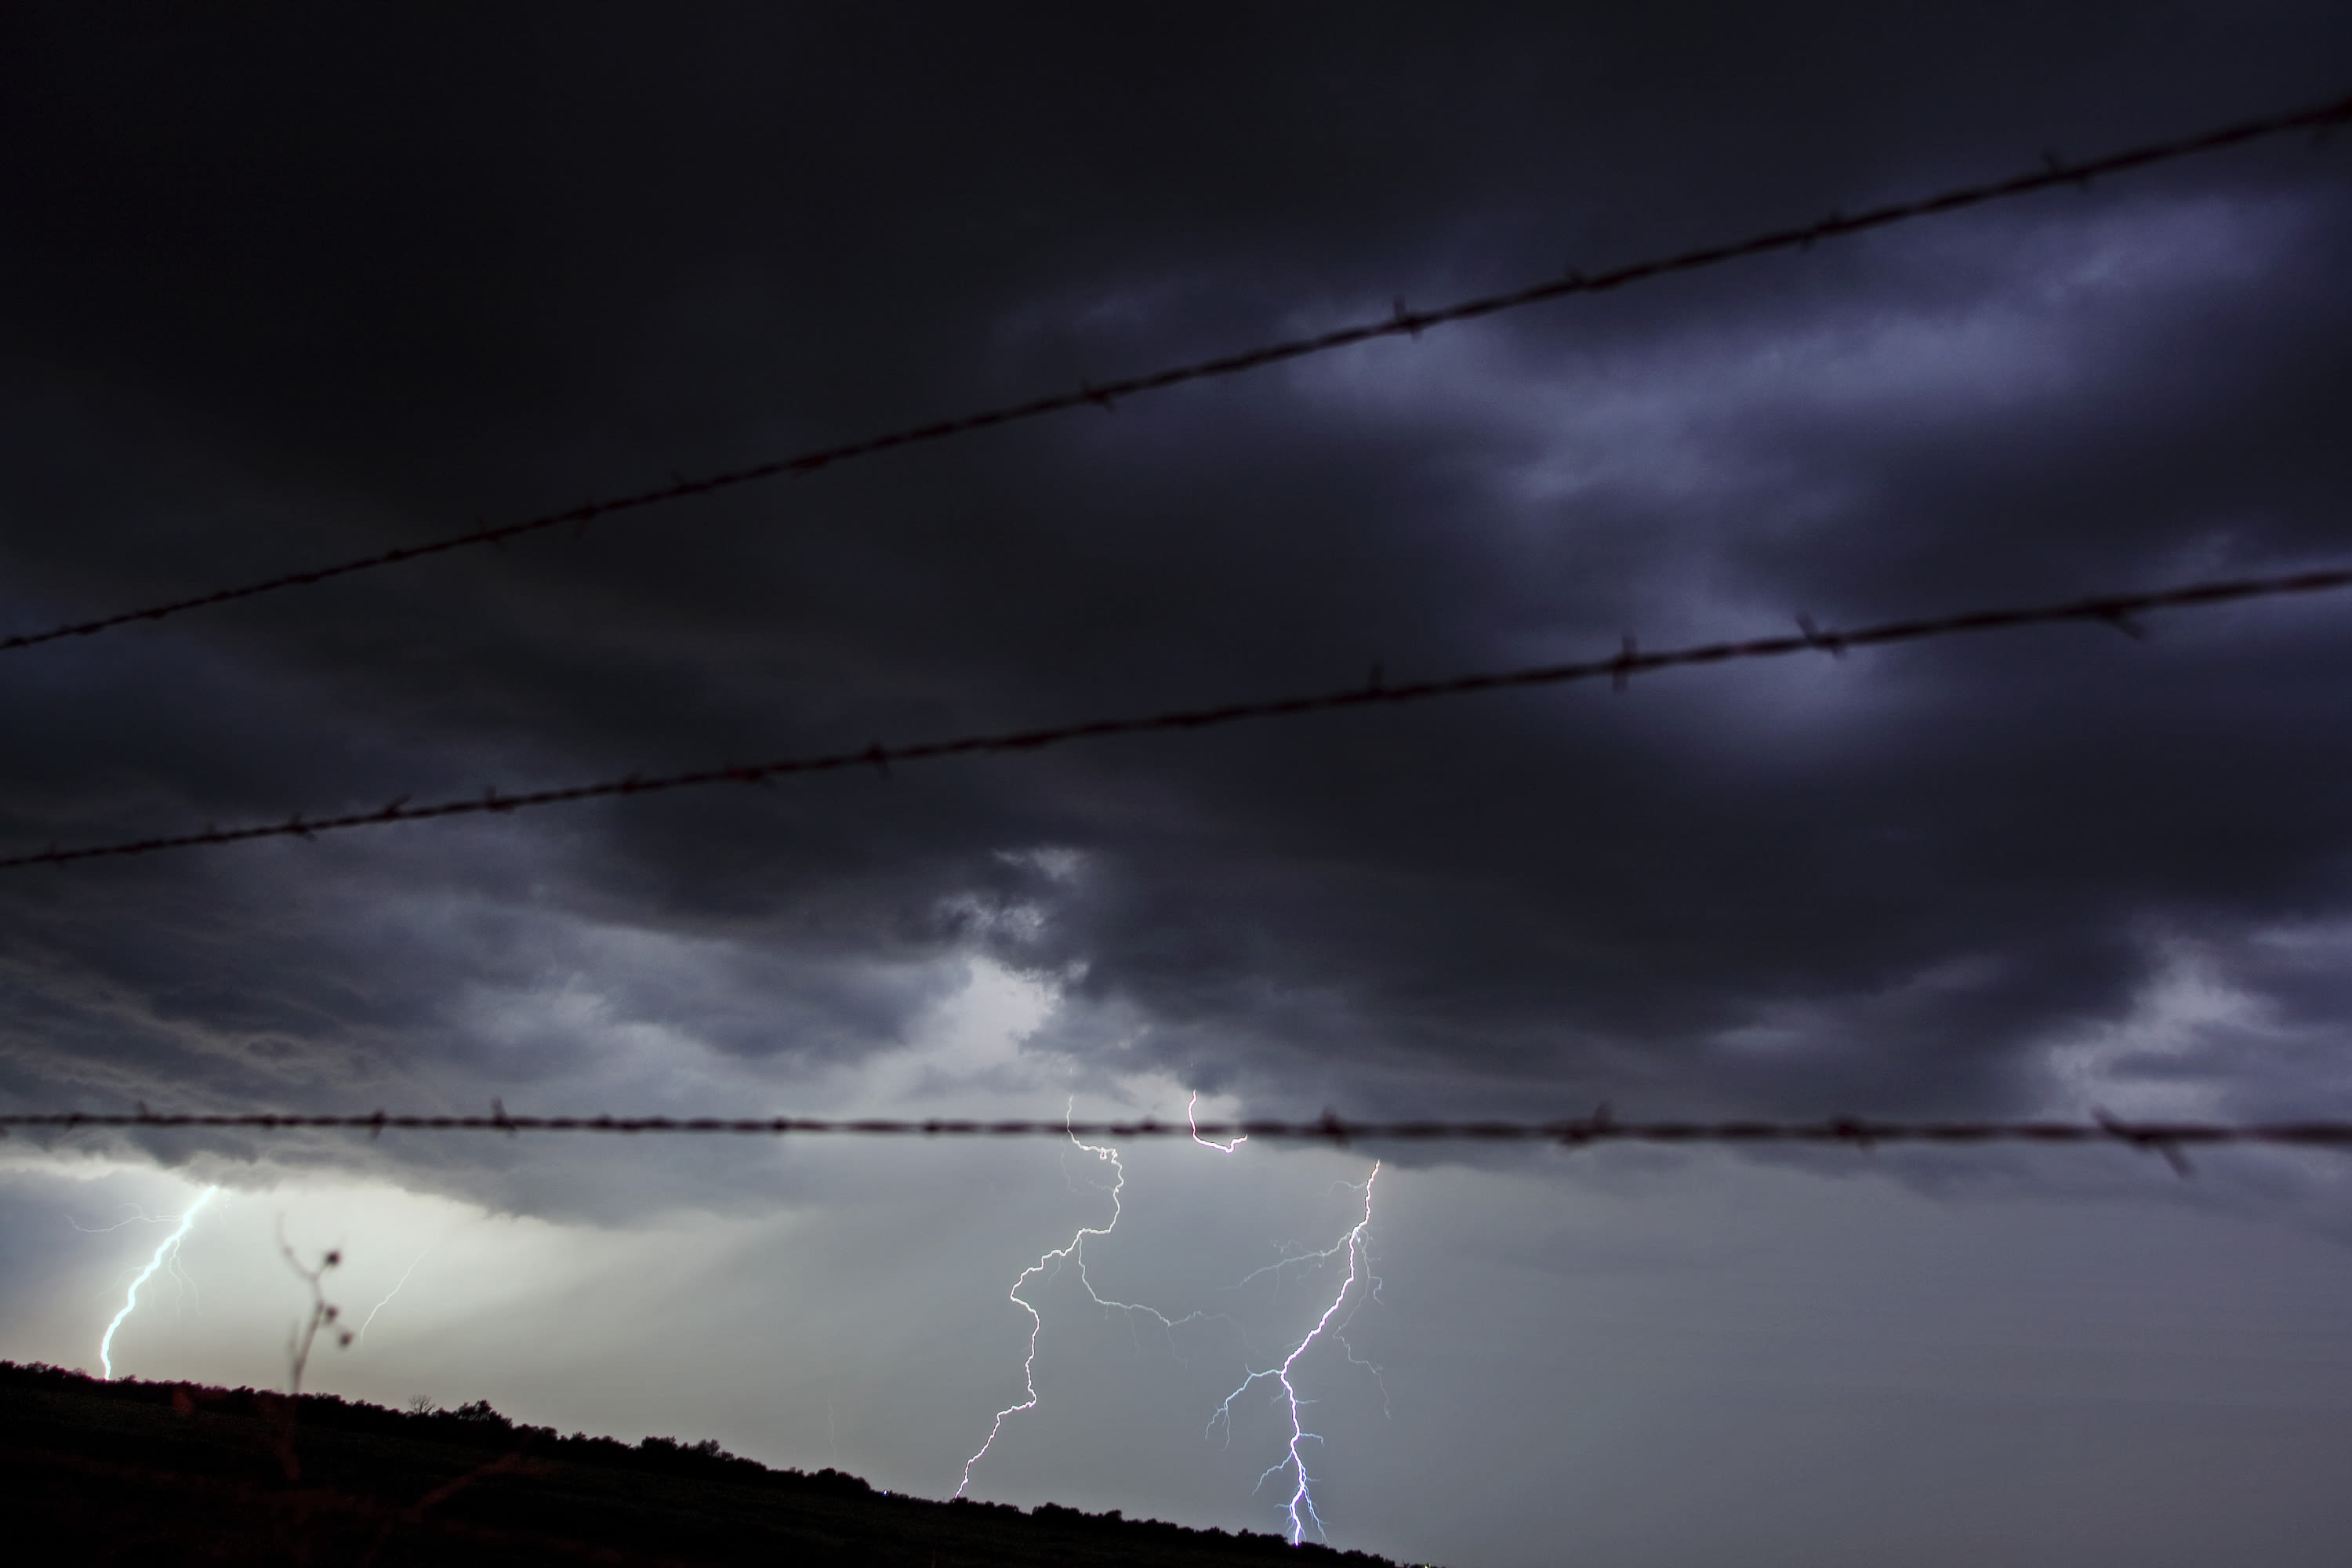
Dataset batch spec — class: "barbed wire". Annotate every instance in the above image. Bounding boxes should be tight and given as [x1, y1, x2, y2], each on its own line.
[5, 1106, 2346, 1169]
[5, 91, 2346, 659]
[5, 561, 2348, 873]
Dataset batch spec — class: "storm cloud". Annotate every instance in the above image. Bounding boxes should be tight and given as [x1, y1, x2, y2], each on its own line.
[5, 6, 2352, 1563]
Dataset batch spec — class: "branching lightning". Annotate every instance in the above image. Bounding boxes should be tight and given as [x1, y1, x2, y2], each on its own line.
[1210, 1162, 1381, 1544]
[76, 1203, 203, 1313]
[959, 1096, 1386, 1544]
[956, 1112, 1218, 1497]
[98, 1185, 217, 1381]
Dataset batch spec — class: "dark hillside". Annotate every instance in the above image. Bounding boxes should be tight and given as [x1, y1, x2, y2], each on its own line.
[0, 1361, 1414, 1566]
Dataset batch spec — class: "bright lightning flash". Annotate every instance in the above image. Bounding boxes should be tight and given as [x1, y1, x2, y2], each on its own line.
[960, 1097, 1384, 1544]
[1210, 1162, 1381, 1545]
[957, 1118, 1214, 1497]
[98, 1185, 218, 1381]
[1189, 1092, 1246, 1154]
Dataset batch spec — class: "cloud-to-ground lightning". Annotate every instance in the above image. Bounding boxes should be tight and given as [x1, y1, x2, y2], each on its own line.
[960, 1094, 1387, 1547]
[97, 1185, 218, 1381]
[355, 1246, 432, 1344]
[956, 1112, 1221, 1497]
[1210, 1162, 1381, 1545]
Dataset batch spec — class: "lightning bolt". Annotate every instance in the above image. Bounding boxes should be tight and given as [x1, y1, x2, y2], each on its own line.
[1209, 1161, 1381, 1545]
[1189, 1091, 1246, 1153]
[98, 1185, 218, 1381]
[959, 1094, 1385, 1546]
[355, 1246, 432, 1344]
[956, 1109, 1218, 1497]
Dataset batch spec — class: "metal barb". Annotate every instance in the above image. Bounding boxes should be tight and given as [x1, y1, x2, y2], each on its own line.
[1612, 633, 1640, 692]
[1555, 1102, 1616, 1148]
[2098, 605, 2150, 641]
[2096, 1109, 2194, 1178]
[1795, 613, 1848, 657]
[1830, 1115, 1878, 1152]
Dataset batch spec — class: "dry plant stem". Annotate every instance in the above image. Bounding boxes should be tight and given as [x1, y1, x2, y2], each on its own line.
[269, 1224, 354, 1483]
[278, 1225, 350, 1398]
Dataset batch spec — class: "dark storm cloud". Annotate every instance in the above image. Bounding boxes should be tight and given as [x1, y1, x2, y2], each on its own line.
[4, 2, 2352, 1203]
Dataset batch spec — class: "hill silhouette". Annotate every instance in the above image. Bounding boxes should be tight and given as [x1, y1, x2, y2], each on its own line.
[0, 1360, 1414, 1565]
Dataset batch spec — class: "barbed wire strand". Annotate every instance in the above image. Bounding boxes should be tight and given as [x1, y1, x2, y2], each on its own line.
[6, 562, 2348, 873]
[3, 1108, 2345, 1169]
[5, 92, 2347, 659]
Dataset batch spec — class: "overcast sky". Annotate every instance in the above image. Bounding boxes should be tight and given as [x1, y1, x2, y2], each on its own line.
[5, 6, 2352, 1564]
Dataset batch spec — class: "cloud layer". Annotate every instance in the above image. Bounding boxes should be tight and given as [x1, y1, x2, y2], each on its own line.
[5, 9, 2352, 1558]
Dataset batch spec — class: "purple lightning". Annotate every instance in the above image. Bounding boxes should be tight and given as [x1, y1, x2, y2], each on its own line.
[959, 1097, 1385, 1543]
[99, 1185, 217, 1381]
[957, 1110, 1219, 1497]
[1210, 1161, 1381, 1545]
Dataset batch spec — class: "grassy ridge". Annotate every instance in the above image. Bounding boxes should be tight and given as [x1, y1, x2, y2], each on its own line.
[0, 1360, 1416, 1565]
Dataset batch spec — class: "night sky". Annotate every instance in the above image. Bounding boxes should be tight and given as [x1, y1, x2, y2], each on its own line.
[6, 7, 2352, 1564]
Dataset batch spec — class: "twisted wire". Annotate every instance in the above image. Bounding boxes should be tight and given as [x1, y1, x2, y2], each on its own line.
[5, 1108, 2345, 1167]
[5, 561, 2347, 872]
[5, 91, 2346, 658]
